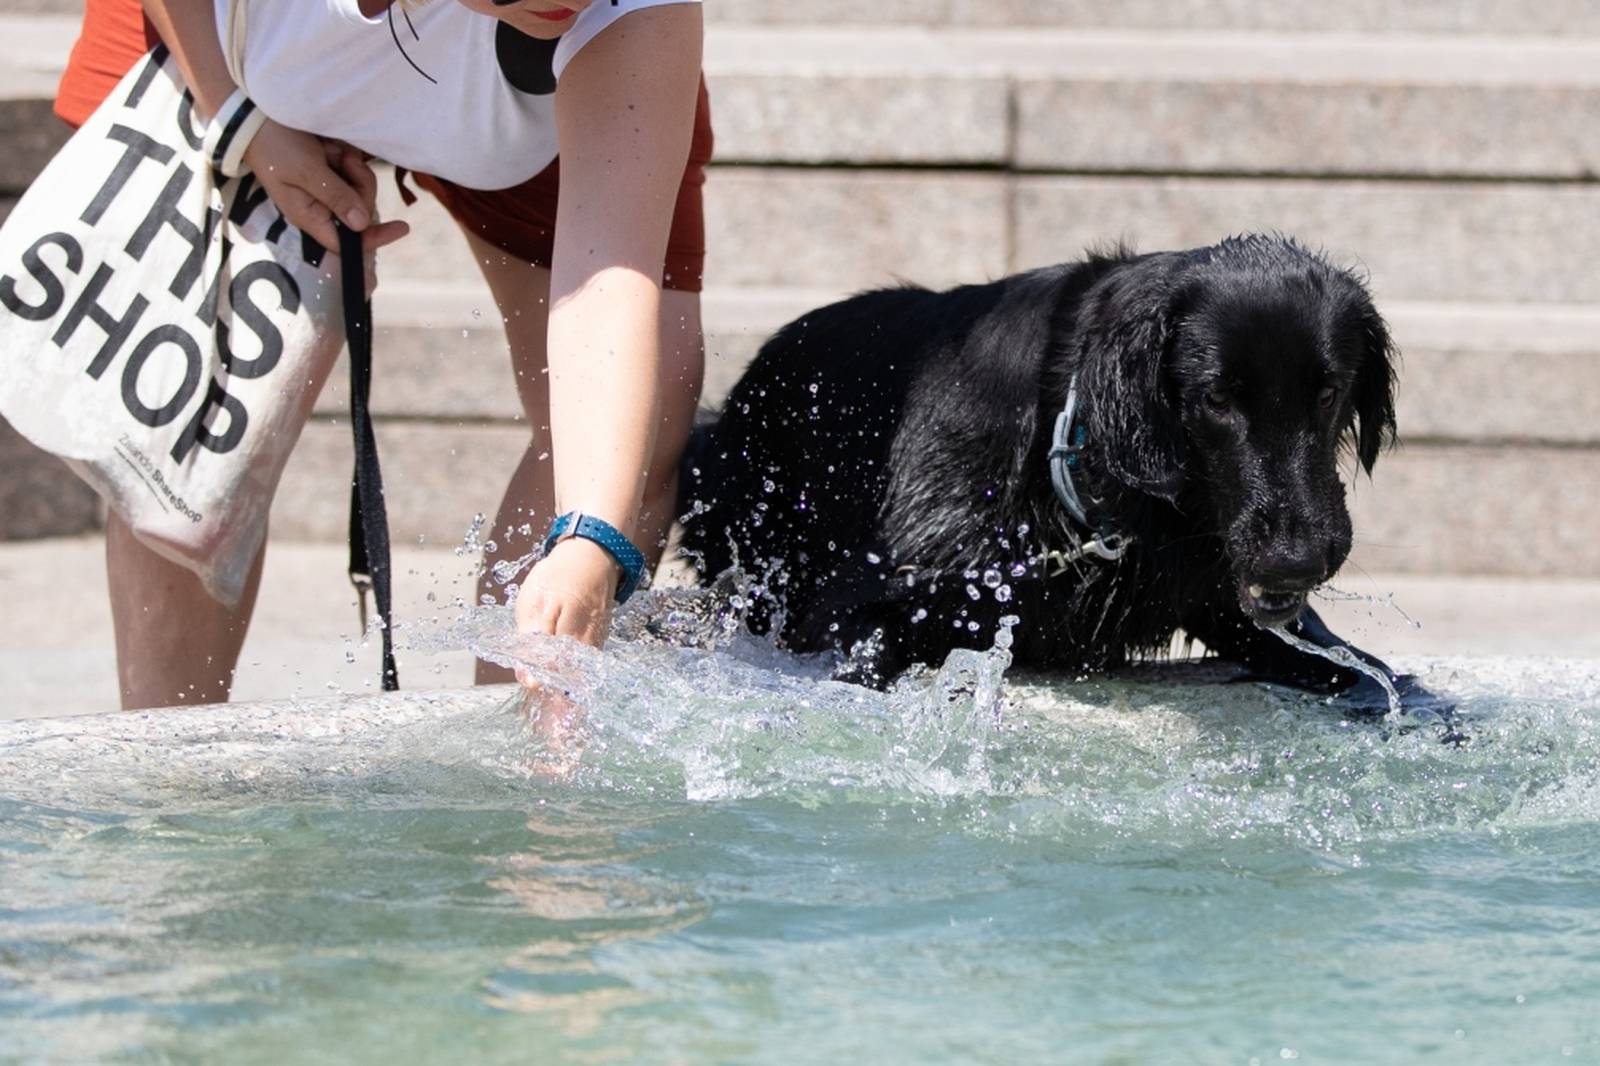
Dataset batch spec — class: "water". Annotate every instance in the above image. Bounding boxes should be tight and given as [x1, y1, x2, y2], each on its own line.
[1266, 622, 1404, 717]
[3, 612, 1599, 1063]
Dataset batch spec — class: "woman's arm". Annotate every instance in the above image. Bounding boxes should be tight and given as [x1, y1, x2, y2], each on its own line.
[514, 2, 703, 649]
[141, 0, 408, 254]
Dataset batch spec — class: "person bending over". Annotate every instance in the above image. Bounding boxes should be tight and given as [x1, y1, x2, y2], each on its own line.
[55, 0, 709, 706]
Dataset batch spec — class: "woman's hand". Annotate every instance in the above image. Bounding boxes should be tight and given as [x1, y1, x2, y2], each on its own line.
[143, 0, 407, 261]
[243, 120, 410, 259]
[513, 537, 620, 660]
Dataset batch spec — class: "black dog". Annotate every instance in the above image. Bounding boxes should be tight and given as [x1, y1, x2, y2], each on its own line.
[680, 235, 1408, 700]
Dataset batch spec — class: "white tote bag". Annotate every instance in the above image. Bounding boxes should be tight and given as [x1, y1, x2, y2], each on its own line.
[0, 45, 346, 606]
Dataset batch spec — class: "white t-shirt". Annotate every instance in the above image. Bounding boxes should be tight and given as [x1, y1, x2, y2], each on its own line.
[219, 0, 698, 189]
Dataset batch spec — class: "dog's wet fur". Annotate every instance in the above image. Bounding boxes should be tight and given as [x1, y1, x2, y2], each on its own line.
[680, 235, 1404, 696]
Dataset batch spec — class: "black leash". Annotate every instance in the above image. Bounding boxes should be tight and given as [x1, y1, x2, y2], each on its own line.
[336, 223, 399, 691]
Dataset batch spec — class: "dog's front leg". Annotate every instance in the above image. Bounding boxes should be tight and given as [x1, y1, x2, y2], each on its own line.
[1181, 599, 1448, 716]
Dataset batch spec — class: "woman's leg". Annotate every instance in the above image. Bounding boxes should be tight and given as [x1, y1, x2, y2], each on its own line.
[464, 231, 704, 684]
[106, 513, 265, 708]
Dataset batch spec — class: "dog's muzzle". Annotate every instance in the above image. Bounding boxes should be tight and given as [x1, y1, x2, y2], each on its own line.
[1238, 578, 1310, 626]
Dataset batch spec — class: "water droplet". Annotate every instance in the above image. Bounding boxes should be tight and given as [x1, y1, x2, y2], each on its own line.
[454, 513, 488, 556]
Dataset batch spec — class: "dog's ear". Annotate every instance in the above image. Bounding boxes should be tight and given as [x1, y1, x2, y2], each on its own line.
[1070, 253, 1188, 500]
[1351, 301, 1398, 474]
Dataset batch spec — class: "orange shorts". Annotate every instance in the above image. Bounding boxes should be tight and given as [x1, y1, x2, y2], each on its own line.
[53, 0, 161, 129]
[54, 0, 714, 293]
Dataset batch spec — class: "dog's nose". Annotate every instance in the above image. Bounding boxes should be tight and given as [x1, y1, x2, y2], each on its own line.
[1252, 542, 1329, 590]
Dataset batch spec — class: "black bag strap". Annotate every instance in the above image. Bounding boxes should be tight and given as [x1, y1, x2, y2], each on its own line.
[336, 224, 399, 691]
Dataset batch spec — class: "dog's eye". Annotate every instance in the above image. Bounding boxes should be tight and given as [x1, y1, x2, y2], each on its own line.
[1203, 386, 1231, 415]
[1318, 385, 1340, 410]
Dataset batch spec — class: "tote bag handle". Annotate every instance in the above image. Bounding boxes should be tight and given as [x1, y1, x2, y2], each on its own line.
[220, 0, 250, 91]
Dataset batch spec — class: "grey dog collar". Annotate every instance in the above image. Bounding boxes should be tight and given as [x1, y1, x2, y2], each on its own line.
[1046, 375, 1133, 563]
[1048, 375, 1092, 529]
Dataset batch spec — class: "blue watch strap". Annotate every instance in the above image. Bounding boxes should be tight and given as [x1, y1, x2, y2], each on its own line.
[542, 512, 647, 603]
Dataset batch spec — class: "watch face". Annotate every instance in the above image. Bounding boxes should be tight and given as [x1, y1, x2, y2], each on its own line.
[496, 22, 560, 95]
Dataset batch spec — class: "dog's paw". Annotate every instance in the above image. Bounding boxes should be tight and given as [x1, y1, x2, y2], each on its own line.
[1341, 670, 1458, 723]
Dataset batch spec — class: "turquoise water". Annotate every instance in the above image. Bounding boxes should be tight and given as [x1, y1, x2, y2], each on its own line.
[3, 607, 1599, 1063]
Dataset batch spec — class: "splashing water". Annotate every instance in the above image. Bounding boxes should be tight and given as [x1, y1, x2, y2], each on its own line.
[1315, 581, 1424, 630]
[489, 548, 541, 590]
[1265, 622, 1404, 718]
[4, 578, 1600, 1062]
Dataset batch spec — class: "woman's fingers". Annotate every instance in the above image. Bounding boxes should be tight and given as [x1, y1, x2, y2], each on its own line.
[333, 146, 381, 217]
[304, 160, 370, 233]
[246, 121, 369, 249]
[363, 219, 410, 253]
[518, 588, 610, 647]
[514, 582, 552, 634]
[273, 185, 340, 255]
[552, 598, 610, 646]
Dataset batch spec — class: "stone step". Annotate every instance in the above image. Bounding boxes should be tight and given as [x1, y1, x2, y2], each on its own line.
[10, 16, 1600, 180]
[1009, 174, 1600, 306]
[373, 163, 1600, 305]
[376, 164, 1600, 306]
[0, 16, 73, 194]
[271, 419, 527, 551]
[11, 0, 1600, 34]
[379, 164, 1013, 292]
[704, 27, 1600, 176]
[1349, 444, 1600, 578]
[270, 416, 1600, 579]
[0, 417, 101, 539]
[348, 280, 1600, 449]
[707, 0, 1600, 35]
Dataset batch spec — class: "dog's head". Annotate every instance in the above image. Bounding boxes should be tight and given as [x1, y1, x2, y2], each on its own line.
[1072, 236, 1397, 625]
